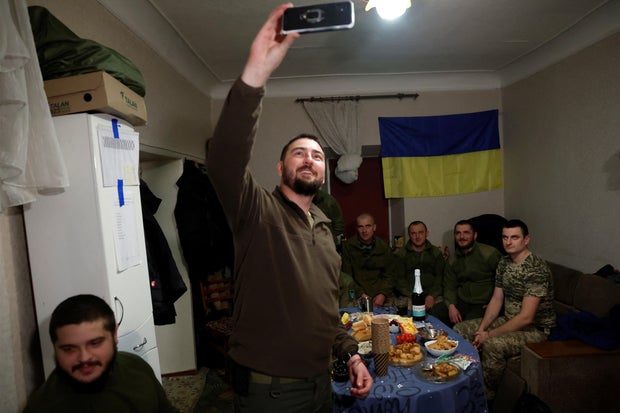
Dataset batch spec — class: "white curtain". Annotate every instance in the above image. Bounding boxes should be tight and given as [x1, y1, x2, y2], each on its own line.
[0, 0, 69, 212]
[302, 100, 362, 184]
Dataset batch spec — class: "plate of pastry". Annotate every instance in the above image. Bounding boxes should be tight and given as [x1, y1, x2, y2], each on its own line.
[388, 342, 424, 367]
[414, 362, 462, 383]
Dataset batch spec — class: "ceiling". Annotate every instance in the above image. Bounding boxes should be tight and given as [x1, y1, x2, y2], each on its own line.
[98, 0, 620, 98]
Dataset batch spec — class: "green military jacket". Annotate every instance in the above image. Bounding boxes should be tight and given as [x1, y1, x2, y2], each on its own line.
[396, 239, 445, 298]
[23, 352, 178, 413]
[312, 189, 345, 247]
[443, 242, 502, 306]
[341, 236, 400, 299]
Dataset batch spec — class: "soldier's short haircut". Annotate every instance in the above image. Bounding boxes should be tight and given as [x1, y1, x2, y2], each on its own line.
[49, 294, 116, 343]
[503, 219, 529, 237]
[454, 219, 475, 233]
[408, 221, 428, 231]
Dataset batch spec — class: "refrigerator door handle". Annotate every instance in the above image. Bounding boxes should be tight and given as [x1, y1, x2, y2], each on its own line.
[133, 337, 148, 351]
[114, 296, 124, 327]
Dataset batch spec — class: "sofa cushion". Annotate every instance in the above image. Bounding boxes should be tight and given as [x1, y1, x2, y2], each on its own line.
[573, 274, 620, 317]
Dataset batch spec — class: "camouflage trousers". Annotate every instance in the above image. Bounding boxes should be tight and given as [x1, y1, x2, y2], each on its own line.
[453, 316, 547, 399]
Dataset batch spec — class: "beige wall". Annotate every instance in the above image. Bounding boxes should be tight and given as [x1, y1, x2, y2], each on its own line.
[0, 208, 44, 413]
[503, 33, 620, 272]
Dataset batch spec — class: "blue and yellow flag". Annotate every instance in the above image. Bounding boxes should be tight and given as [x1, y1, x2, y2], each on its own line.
[379, 109, 502, 198]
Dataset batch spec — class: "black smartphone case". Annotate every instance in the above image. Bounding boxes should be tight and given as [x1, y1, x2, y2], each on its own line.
[281, 1, 355, 34]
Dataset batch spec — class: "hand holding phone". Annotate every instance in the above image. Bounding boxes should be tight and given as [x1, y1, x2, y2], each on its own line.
[281, 1, 355, 35]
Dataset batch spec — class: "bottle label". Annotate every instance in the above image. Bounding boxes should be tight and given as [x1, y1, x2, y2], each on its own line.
[412, 304, 426, 318]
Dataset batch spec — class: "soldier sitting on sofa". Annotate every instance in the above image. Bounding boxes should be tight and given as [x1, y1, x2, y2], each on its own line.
[454, 219, 555, 401]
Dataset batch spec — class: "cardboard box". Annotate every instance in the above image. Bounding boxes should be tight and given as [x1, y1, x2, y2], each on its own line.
[44, 71, 147, 126]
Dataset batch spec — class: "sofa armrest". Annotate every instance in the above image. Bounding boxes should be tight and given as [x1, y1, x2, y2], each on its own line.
[521, 341, 620, 412]
[526, 339, 620, 357]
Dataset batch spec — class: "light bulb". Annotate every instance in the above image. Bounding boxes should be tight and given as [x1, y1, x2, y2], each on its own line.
[366, 0, 412, 20]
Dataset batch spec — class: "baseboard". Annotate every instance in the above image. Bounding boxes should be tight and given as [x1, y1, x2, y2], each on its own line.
[162, 368, 201, 377]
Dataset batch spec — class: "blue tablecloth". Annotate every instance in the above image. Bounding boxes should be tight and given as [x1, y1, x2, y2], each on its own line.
[333, 313, 489, 413]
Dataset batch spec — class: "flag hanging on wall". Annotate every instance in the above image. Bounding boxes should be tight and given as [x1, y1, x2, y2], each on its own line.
[379, 109, 502, 198]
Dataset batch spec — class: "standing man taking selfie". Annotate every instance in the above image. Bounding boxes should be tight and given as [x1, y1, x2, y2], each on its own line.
[206, 3, 373, 412]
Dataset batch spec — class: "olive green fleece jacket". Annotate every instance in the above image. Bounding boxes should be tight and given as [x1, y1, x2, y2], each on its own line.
[207, 79, 357, 378]
[313, 189, 345, 247]
[443, 242, 502, 306]
[23, 352, 177, 413]
[341, 236, 400, 299]
[395, 239, 445, 298]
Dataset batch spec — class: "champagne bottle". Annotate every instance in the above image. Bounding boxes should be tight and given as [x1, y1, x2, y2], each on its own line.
[411, 269, 426, 321]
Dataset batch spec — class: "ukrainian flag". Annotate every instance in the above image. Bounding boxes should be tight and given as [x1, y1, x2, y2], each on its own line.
[380, 109, 502, 198]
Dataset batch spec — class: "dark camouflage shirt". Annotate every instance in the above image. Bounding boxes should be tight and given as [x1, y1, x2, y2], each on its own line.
[496, 252, 556, 328]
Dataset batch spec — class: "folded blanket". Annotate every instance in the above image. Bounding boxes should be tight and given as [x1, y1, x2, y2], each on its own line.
[549, 305, 620, 350]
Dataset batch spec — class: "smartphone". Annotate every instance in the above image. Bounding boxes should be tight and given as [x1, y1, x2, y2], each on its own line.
[281, 1, 355, 35]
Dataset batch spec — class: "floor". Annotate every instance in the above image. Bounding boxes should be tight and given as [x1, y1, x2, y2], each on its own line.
[163, 367, 233, 413]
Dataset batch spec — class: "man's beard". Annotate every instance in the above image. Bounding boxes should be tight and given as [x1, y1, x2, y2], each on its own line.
[292, 178, 322, 196]
[283, 166, 322, 196]
[56, 347, 117, 393]
[457, 239, 475, 251]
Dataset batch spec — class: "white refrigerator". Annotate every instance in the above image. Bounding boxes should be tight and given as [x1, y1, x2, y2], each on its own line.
[24, 113, 161, 380]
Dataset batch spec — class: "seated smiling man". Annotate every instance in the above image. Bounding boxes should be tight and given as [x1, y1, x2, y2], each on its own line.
[24, 294, 177, 413]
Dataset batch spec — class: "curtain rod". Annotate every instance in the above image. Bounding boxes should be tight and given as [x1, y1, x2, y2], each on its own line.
[295, 92, 419, 103]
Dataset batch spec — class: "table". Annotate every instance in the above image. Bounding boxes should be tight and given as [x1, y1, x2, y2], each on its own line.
[333, 312, 489, 413]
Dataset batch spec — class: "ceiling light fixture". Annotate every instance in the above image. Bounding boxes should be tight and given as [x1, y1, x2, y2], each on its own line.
[364, 0, 412, 20]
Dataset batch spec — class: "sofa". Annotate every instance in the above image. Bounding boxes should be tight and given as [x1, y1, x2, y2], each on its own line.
[502, 262, 620, 412]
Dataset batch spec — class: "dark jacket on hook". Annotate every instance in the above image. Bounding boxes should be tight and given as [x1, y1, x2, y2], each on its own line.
[140, 179, 187, 325]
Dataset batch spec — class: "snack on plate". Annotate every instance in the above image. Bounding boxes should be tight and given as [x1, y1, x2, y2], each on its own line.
[352, 320, 368, 332]
[341, 312, 350, 324]
[350, 313, 373, 342]
[353, 327, 371, 342]
[398, 318, 418, 335]
[389, 342, 423, 366]
[427, 362, 459, 378]
[428, 335, 457, 350]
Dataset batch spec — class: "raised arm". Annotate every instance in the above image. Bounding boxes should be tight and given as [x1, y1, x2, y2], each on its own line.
[241, 3, 300, 88]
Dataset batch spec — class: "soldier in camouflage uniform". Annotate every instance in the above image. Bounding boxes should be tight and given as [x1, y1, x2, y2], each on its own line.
[454, 219, 555, 401]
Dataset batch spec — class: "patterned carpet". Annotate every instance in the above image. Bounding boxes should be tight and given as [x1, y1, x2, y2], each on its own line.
[163, 368, 233, 413]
